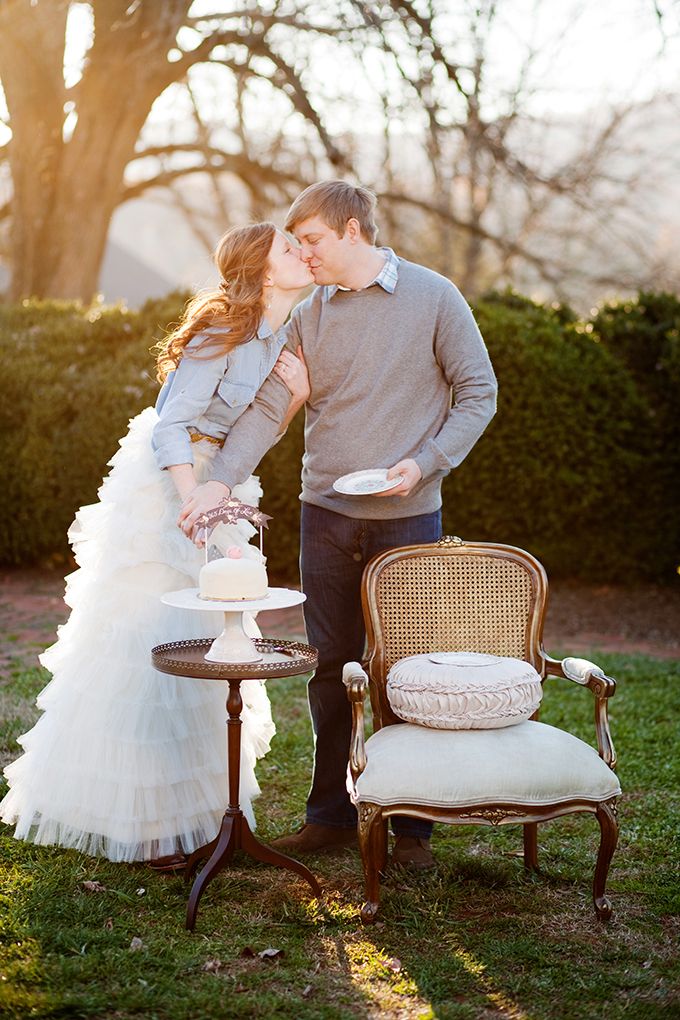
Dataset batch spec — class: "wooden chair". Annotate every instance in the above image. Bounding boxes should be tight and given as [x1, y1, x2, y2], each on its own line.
[343, 536, 620, 924]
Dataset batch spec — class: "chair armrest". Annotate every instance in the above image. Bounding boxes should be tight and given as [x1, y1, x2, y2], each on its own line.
[542, 653, 617, 770]
[343, 661, 369, 783]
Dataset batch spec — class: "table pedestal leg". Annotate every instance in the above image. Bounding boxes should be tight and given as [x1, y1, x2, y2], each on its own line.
[185, 677, 321, 931]
[240, 822, 322, 896]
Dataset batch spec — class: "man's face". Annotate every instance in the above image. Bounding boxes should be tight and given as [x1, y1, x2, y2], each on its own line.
[292, 215, 355, 285]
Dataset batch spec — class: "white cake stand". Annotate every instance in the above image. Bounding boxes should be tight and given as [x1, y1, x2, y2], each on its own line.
[161, 587, 306, 664]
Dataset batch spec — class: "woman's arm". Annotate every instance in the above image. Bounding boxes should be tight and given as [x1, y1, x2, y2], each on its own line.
[152, 342, 228, 472]
[178, 344, 309, 542]
[167, 463, 198, 502]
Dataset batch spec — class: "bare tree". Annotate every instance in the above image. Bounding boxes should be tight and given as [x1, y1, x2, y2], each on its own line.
[353, 0, 680, 302]
[0, 0, 677, 304]
[0, 0, 356, 301]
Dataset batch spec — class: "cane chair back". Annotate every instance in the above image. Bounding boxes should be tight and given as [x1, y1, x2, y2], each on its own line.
[362, 538, 548, 730]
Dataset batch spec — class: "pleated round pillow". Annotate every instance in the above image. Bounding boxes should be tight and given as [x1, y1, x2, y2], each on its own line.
[386, 652, 543, 730]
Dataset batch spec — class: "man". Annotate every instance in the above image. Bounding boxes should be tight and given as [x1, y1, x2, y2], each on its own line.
[184, 181, 497, 868]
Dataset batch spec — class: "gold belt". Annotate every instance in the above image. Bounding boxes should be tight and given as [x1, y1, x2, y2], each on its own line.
[190, 431, 224, 447]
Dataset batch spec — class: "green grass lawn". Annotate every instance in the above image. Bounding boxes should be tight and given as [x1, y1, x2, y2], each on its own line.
[1, 650, 678, 1019]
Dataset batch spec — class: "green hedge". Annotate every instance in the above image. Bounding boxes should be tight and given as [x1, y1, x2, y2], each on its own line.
[0, 290, 677, 582]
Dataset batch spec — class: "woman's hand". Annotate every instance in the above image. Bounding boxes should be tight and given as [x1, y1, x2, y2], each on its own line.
[177, 480, 230, 545]
[273, 347, 310, 403]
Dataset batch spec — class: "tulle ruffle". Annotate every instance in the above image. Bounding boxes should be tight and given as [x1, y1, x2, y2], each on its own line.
[0, 407, 275, 862]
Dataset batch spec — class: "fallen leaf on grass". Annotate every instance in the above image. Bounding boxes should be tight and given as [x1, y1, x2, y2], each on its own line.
[129, 937, 144, 951]
[81, 880, 106, 893]
[258, 947, 285, 962]
[201, 959, 224, 973]
[239, 945, 285, 963]
[385, 957, 402, 973]
[104, 918, 113, 931]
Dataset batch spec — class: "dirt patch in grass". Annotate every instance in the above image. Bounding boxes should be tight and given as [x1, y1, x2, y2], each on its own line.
[2, 568, 679, 675]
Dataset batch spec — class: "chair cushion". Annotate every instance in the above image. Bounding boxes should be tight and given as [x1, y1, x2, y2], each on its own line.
[386, 652, 542, 729]
[352, 721, 621, 809]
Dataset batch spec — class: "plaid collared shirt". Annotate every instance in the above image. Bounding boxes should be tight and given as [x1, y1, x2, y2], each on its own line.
[321, 246, 399, 302]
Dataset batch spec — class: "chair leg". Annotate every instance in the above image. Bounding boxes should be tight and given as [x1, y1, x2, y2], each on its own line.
[523, 822, 539, 872]
[593, 799, 618, 921]
[357, 803, 386, 925]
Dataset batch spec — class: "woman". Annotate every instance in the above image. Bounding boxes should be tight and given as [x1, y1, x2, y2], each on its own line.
[0, 222, 312, 869]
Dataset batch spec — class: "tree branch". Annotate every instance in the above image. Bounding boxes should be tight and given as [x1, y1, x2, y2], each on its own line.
[121, 151, 307, 203]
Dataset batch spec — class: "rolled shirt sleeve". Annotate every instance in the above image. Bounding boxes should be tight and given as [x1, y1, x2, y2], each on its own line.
[152, 347, 228, 470]
[413, 286, 497, 483]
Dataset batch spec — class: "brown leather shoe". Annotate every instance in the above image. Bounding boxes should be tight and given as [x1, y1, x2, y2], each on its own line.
[390, 836, 435, 871]
[148, 853, 187, 874]
[271, 823, 358, 855]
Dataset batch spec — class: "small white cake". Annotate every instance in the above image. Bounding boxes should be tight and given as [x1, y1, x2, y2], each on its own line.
[199, 545, 268, 602]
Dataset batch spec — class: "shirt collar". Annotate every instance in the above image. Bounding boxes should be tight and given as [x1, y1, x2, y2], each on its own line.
[321, 247, 399, 303]
[257, 318, 274, 340]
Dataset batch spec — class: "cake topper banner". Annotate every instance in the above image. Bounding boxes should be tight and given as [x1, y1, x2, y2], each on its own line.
[200, 497, 272, 536]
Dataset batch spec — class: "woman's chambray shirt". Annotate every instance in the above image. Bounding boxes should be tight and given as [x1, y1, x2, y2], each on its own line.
[152, 320, 286, 470]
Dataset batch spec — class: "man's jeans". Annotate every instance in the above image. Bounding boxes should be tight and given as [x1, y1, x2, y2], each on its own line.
[300, 502, 442, 838]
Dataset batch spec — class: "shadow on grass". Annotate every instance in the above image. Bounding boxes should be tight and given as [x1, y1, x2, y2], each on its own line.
[1, 653, 679, 1018]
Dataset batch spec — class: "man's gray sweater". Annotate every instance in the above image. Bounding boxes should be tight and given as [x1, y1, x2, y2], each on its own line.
[210, 256, 497, 519]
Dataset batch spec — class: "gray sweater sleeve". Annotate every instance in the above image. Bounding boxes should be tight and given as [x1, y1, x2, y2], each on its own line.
[209, 322, 300, 490]
[413, 286, 497, 482]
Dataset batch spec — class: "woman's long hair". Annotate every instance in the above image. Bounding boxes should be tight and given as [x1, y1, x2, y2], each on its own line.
[155, 222, 277, 382]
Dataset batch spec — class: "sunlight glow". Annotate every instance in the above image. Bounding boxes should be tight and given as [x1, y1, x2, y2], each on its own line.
[449, 942, 530, 1020]
[57, 0, 680, 128]
[63, 3, 93, 89]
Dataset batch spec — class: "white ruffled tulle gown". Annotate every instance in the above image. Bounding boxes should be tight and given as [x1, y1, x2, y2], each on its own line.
[0, 407, 275, 862]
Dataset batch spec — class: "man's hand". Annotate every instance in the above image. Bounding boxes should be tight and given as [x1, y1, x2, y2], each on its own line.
[178, 480, 231, 545]
[374, 458, 422, 498]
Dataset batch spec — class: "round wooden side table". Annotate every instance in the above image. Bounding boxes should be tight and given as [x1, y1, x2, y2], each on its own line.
[152, 637, 321, 931]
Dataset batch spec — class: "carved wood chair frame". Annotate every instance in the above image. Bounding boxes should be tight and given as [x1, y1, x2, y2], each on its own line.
[343, 536, 619, 925]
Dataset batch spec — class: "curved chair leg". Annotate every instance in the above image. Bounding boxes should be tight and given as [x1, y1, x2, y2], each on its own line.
[523, 822, 539, 872]
[357, 803, 386, 925]
[593, 799, 618, 921]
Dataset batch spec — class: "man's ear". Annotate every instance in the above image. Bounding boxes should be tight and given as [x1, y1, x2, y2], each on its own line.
[345, 217, 362, 244]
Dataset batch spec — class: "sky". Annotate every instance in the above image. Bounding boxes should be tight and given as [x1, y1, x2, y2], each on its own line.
[0, 0, 678, 149]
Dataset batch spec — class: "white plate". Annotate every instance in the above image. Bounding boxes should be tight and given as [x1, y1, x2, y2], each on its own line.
[428, 652, 504, 667]
[161, 587, 306, 613]
[333, 468, 404, 496]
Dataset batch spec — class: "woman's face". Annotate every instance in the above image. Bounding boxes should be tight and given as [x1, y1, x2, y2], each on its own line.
[266, 230, 314, 291]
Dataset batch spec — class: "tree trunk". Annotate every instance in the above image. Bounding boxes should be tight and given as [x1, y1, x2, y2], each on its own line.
[0, 0, 190, 301]
[0, 1, 69, 298]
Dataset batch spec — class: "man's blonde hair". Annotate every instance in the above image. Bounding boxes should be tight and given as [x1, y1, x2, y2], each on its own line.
[285, 180, 378, 243]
